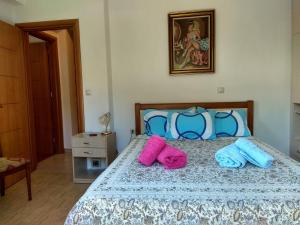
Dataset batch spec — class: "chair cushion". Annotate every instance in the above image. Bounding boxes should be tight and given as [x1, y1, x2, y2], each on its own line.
[0, 158, 27, 172]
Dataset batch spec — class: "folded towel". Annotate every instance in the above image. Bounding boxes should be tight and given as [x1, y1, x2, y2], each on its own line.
[138, 135, 166, 166]
[157, 144, 187, 169]
[215, 144, 247, 168]
[235, 138, 274, 168]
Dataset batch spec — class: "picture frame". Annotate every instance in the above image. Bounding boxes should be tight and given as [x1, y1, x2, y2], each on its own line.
[168, 10, 215, 75]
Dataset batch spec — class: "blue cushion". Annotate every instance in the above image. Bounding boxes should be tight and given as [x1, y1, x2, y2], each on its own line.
[215, 109, 251, 137]
[143, 107, 196, 136]
[166, 110, 216, 140]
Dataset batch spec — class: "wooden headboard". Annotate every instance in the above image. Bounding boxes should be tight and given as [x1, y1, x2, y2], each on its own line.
[135, 100, 254, 135]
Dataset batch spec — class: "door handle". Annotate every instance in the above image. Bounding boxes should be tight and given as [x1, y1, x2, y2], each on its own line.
[83, 151, 90, 154]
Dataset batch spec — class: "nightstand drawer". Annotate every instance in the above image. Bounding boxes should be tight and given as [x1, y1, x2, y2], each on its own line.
[72, 132, 117, 183]
[72, 134, 106, 148]
[72, 148, 107, 158]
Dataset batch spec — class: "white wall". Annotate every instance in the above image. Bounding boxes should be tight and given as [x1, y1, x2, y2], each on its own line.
[29, 35, 44, 43]
[292, 0, 300, 35]
[51, 30, 78, 150]
[1, 0, 292, 154]
[0, 0, 15, 23]
[108, 0, 292, 153]
[13, 0, 110, 133]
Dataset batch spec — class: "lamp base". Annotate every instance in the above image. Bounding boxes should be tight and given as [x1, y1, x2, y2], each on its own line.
[101, 131, 112, 135]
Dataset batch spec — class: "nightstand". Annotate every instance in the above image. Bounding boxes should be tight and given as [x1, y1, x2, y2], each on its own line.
[71, 132, 117, 183]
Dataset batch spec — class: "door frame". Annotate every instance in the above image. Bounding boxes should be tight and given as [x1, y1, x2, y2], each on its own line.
[16, 19, 85, 169]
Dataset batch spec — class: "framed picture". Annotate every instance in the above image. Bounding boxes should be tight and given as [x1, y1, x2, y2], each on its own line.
[168, 10, 215, 75]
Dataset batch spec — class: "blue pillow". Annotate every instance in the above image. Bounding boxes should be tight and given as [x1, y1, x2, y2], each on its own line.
[166, 110, 216, 140]
[143, 107, 196, 136]
[215, 109, 251, 137]
[197, 106, 206, 112]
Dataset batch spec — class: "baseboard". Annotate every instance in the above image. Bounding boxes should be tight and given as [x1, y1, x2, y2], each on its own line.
[64, 149, 72, 153]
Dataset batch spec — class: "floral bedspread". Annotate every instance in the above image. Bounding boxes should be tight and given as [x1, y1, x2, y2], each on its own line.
[65, 136, 300, 225]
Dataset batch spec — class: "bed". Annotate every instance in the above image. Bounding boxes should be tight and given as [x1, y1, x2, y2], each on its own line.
[65, 101, 300, 225]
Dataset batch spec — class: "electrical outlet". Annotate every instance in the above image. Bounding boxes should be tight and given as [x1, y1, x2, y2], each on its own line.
[85, 89, 92, 96]
[128, 129, 136, 145]
[217, 87, 225, 94]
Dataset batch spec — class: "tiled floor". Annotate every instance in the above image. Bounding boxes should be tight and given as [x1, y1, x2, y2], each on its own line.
[0, 153, 89, 225]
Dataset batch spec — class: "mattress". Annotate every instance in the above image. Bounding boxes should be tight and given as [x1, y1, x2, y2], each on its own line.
[65, 136, 300, 225]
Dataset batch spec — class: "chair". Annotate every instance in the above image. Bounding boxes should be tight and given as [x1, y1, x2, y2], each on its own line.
[0, 149, 32, 201]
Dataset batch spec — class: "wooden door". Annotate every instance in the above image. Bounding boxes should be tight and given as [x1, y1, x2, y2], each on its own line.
[0, 20, 31, 186]
[29, 43, 55, 161]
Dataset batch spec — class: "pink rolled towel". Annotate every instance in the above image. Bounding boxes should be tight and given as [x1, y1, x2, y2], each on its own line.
[138, 135, 166, 166]
[157, 144, 187, 169]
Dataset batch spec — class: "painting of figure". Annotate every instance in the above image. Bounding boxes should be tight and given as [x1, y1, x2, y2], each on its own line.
[169, 10, 215, 74]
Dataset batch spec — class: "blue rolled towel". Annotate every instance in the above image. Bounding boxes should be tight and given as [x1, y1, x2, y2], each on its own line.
[215, 144, 247, 168]
[235, 138, 274, 168]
